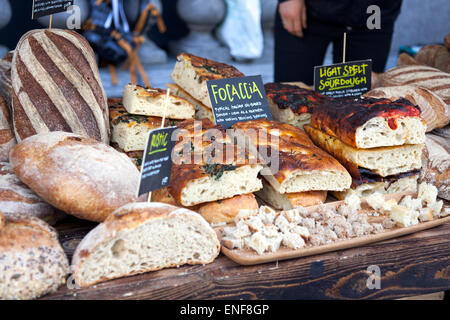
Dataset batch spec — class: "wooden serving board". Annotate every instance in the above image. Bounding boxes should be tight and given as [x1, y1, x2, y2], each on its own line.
[217, 193, 450, 266]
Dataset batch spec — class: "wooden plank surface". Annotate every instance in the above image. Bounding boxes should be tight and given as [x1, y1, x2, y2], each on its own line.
[41, 216, 450, 300]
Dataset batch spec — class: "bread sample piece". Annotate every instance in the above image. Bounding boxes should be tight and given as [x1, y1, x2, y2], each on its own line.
[0, 162, 64, 224]
[264, 82, 329, 129]
[309, 97, 426, 149]
[109, 100, 180, 152]
[256, 178, 327, 210]
[11, 29, 109, 143]
[0, 94, 16, 161]
[304, 125, 423, 177]
[414, 44, 449, 72]
[420, 134, 449, 201]
[0, 214, 69, 299]
[166, 83, 214, 122]
[170, 53, 245, 109]
[231, 119, 352, 193]
[9, 132, 140, 222]
[381, 65, 450, 105]
[365, 86, 450, 131]
[71, 202, 220, 287]
[122, 84, 195, 119]
[169, 119, 263, 207]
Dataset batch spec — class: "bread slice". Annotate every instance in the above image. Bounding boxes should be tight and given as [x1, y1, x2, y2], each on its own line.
[122, 84, 195, 119]
[333, 174, 419, 200]
[109, 100, 180, 152]
[304, 125, 423, 177]
[231, 119, 352, 193]
[0, 214, 69, 299]
[170, 53, 245, 109]
[166, 83, 214, 122]
[71, 202, 220, 287]
[310, 96, 426, 148]
[256, 178, 327, 210]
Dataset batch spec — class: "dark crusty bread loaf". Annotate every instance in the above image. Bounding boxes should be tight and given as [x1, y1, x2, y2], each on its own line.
[9, 131, 140, 222]
[0, 94, 16, 161]
[0, 162, 64, 224]
[11, 29, 109, 143]
[0, 214, 69, 299]
[414, 44, 449, 72]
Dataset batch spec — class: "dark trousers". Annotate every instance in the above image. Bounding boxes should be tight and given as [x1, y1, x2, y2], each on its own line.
[274, 9, 394, 85]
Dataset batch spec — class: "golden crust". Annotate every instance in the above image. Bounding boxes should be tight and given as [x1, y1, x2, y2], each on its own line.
[285, 190, 327, 207]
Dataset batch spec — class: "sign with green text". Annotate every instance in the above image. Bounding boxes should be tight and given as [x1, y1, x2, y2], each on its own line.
[207, 75, 272, 129]
[137, 126, 177, 196]
[32, 0, 73, 19]
[314, 59, 372, 98]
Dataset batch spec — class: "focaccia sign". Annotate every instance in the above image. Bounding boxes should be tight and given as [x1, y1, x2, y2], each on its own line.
[207, 75, 272, 129]
[314, 59, 372, 98]
[32, 0, 74, 19]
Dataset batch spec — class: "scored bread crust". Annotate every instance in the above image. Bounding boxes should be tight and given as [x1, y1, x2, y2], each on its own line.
[304, 125, 423, 178]
[309, 96, 426, 148]
[0, 214, 69, 299]
[0, 94, 16, 162]
[9, 131, 140, 222]
[231, 119, 352, 193]
[169, 119, 263, 206]
[170, 53, 245, 109]
[71, 202, 220, 287]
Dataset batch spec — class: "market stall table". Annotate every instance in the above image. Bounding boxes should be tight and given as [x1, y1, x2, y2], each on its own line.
[42, 211, 450, 300]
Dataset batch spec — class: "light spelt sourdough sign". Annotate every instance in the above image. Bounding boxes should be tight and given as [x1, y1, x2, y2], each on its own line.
[32, 0, 74, 19]
[137, 126, 177, 196]
[314, 59, 372, 98]
[207, 75, 272, 129]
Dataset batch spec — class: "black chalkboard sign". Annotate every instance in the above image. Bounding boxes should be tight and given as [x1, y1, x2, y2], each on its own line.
[32, 0, 74, 19]
[207, 75, 272, 129]
[314, 59, 372, 98]
[137, 126, 177, 196]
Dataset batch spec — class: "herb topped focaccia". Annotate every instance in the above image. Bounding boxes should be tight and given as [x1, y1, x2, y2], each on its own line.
[264, 82, 330, 129]
[309, 97, 426, 149]
[230, 119, 352, 194]
[109, 100, 181, 152]
[170, 53, 245, 109]
[168, 119, 263, 207]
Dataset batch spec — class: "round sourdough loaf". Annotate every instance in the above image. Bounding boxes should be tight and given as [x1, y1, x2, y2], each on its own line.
[9, 131, 140, 222]
[72, 202, 221, 287]
[11, 29, 109, 144]
[0, 213, 69, 299]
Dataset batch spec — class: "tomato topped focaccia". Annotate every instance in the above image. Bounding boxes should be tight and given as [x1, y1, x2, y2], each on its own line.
[309, 97, 426, 149]
[170, 53, 245, 109]
[230, 119, 352, 194]
[264, 82, 330, 128]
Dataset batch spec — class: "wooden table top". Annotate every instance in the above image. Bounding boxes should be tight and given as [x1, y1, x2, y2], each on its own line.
[41, 215, 450, 300]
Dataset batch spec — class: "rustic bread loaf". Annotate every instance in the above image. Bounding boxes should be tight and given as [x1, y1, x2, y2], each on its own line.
[0, 162, 64, 224]
[445, 34, 450, 49]
[420, 134, 449, 201]
[11, 29, 109, 143]
[364, 85, 450, 131]
[0, 214, 69, 299]
[397, 53, 423, 67]
[0, 54, 12, 106]
[0, 94, 16, 161]
[414, 44, 449, 72]
[381, 65, 450, 105]
[122, 84, 195, 119]
[432, 124, 450, 140]
[71, 202, 221, 287]
[9, 131, 140, 222]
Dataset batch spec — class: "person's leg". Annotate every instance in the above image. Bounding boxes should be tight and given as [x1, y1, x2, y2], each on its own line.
[332, 28, 394, 73]
[274, 9, 331, 85]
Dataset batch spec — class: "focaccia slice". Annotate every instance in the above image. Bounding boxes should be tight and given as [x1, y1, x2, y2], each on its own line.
[310, 97, 426, 148]
[169, 119, 263, 207]
[264, 82, 329, 129]
[166, 83, 214, 122]
[256, 178, 327, 210]
[170, 53, 245, 109]
[109, 100, 180, 152]
[122, 84, 195, 119]
[231, 119, 352, 194]
[304, 125, 423, 177]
